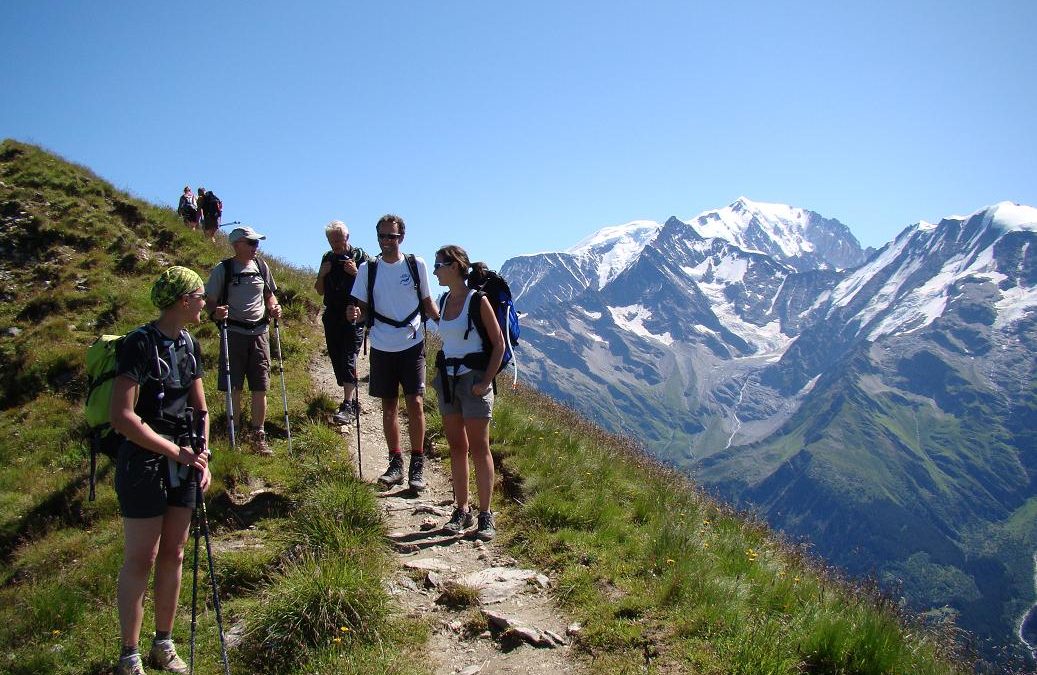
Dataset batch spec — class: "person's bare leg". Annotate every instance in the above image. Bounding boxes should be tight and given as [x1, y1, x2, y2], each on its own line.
[118, 517, 163, 648]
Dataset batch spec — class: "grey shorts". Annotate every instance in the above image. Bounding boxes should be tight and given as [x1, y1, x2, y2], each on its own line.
[434, 369, 494, 419]
[369, 342, 425, 398]
[218, 330, 270, 392]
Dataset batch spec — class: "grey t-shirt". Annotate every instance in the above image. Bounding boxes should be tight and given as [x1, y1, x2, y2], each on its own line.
[205, 259, 277, 336]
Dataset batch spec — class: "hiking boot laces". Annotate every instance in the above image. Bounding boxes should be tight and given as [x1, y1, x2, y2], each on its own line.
[149, 639, 188, 673]
[408, 453, 427, 492]
[443, 506, 474, 533]
[377, 454, 405, 487]
[475, 510, 496, 541]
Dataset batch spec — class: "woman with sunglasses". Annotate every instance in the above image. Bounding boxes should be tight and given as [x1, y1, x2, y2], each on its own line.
[110, 266, 211, 675]
[432, 245, 505, 540]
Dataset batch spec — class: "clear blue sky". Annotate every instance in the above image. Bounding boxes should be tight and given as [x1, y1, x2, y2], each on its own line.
[2, 1, 1034, 271]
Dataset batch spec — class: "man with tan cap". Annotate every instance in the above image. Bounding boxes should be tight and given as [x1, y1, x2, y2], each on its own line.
[205, 226, 281, 454]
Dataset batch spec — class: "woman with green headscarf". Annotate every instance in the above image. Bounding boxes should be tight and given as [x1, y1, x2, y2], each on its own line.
[109, 265, 211, 675]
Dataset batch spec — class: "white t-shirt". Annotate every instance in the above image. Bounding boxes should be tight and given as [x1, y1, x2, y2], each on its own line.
[351, 255, 432, 353]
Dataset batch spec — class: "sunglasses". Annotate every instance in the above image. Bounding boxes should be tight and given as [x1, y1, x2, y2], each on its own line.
[377, 232, 401, 241]
[433, 261, 454, 270]
[184, 292, 207, 300]
[242, 239, 260, 247]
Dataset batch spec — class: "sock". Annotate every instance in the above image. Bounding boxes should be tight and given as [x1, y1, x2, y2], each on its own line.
[389, 449, 402, 456]
[120, 645, 139, 659]
[154, 630, 172, 642]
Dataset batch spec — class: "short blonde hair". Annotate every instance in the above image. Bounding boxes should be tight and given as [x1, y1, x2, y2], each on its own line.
[326, 220, 349, 238]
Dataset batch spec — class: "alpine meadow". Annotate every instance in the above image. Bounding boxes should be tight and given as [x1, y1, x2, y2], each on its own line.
[0, 140, 991, 672]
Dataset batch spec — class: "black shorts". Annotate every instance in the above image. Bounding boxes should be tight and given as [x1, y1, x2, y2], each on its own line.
[369, 342, 426, 398]
[115, 439, 197, 518]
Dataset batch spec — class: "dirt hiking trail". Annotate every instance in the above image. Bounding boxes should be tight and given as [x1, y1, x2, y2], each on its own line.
[311, 346, 582, 675]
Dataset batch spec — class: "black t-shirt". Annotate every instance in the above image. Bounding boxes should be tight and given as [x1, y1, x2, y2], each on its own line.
[321, 246, 369, 312]
[116, 324, 204, 435]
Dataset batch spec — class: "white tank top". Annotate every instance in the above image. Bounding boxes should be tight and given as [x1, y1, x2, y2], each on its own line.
[438, 290, 482, 375]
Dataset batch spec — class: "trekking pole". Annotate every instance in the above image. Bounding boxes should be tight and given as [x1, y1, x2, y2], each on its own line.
[189, 494, 201, 675]
[348, 304, 362, 478]
[185, 408, 232, 675]
[273, 318, 292, 453]
[217, 321, 236, 450]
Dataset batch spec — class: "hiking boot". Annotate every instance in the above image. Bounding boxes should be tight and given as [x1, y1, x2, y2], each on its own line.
[332, 401, 353, 426]
[443, 506, 474, 534]
[251, 428, 273, 456]
[475, 510, 496, 541]
[408, 453, 426, 493]
[377, 453, 405, 487]
[116, 653, 146, 675]
[148, 640, 188, 673]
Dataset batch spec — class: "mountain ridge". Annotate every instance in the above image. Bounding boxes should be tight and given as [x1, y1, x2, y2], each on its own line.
[506, 196, 1037, 666]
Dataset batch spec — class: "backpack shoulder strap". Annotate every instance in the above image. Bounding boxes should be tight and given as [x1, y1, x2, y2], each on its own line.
[219, 258, 234, 306]
[405, 254, 426, 324]
[467, 290, 489, 345]
[257, 257, 272, 298]
[366, 258, 378, 328]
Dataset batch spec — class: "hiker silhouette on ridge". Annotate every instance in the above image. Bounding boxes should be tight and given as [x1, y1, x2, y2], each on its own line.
[197, 187, 222, 243]
[177, 186, 200, 231]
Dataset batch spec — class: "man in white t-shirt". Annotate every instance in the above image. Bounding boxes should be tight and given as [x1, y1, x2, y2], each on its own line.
[348, 214, 440, 491]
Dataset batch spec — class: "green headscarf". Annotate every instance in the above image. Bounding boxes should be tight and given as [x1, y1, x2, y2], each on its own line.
[151, 266, 204, 309]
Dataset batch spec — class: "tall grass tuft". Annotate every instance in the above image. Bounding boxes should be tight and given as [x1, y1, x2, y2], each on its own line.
[238, 553, 392, 673]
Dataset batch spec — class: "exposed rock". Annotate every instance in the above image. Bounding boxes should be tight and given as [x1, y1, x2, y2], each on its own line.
[462, 567, 546, 604]
[457, 666, 482, 675]
[403, 557, 453, 572]
[419, 517, 438, 531]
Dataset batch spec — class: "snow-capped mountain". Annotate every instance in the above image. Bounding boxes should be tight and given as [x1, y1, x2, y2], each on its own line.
[502, 199, 1037, 662]
[504, 197, 865, 313]
[687, 197, 865, 271]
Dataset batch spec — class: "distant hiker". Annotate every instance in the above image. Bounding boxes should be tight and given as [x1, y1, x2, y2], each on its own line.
[176, 186, 199, 230]
[314, 220, 371, 425]
[198, 187, 223, 243]
[347, 214, 440, 492]
[205, 226, 282, 455]
[110, 266, 211, 675]
[432, 245, 505, 540]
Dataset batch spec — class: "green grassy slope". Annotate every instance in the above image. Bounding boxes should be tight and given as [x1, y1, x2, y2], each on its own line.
[0, 140, 971, 673]
[0, 140, 424, 674]
[696, 351, 1036, 667]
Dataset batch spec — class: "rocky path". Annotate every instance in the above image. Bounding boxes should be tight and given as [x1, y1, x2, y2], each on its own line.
[311, 348, 581, 675]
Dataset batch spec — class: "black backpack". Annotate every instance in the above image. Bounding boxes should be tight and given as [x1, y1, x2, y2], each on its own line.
[177, 195, 197, 219]
[365, 254, 426, 339]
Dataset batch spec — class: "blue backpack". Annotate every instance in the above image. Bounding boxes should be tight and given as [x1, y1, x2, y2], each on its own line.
[467, 264, 520, 381]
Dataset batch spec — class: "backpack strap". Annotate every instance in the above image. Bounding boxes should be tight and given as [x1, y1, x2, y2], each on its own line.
[220, 257, 270, 328]
[366, 259, 378, 329]
[366, 255, 425, 337]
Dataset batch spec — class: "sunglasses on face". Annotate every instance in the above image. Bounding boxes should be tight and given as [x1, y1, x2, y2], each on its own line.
[184, 292, 207, 300]
[242, 239, 260, 247]
[433, 261, 454, 270]
[377, 232, 401, 241]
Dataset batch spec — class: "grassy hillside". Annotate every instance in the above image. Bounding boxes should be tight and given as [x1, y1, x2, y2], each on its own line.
[696, 342, 1037, 668]
[0, 140, 973, 673]
[0, 140, 424, 674]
